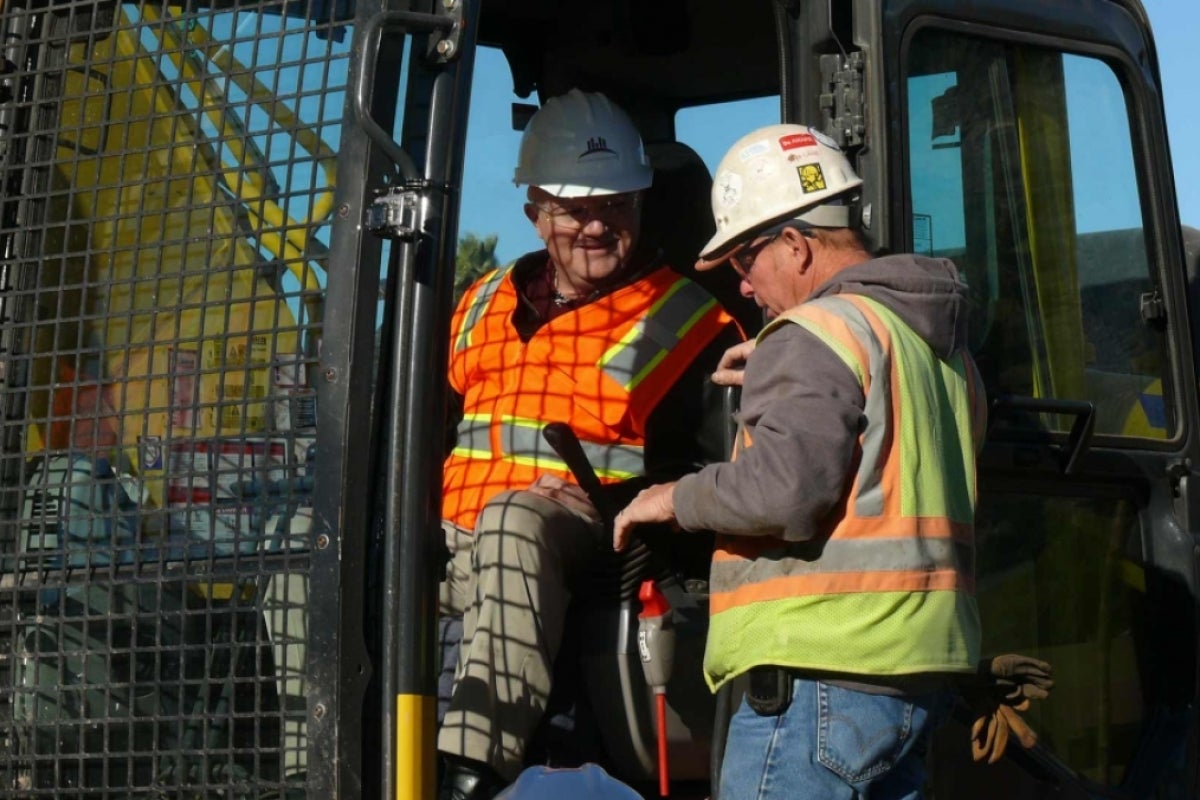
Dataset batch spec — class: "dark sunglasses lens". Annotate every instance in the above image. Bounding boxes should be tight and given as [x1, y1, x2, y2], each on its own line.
[733, 237, 768, 273]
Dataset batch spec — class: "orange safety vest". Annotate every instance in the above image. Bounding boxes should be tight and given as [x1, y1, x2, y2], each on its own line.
[444, 261, 734, 531]
[704, 294, 987, 690]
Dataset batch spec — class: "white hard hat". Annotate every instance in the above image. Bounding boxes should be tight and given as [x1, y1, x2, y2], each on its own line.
[514, 89, 653, 198]
[697, 124, 863, 268]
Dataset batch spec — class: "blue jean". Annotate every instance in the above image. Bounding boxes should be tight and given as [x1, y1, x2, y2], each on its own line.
[719, 676, 952, 800]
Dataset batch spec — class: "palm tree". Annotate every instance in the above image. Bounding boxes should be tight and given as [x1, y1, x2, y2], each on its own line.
[454, 233, 499, 302]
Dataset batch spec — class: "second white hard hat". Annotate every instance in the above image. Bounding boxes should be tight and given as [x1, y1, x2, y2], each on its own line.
[513, 89, 654, 198]
[697, 124, 863, 267]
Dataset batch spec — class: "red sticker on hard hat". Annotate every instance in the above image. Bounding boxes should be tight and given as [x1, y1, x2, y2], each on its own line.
[797, 164, 827, 193]
[779, 133, 818, 151]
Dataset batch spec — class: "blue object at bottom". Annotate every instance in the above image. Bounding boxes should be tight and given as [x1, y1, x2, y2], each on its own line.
[495, 764, 641, 800]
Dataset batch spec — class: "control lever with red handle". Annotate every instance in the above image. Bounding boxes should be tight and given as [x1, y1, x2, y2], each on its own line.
[638, 579, 675, 797]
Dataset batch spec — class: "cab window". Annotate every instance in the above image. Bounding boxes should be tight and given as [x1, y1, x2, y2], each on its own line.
[906, 30, 1171, 440]
[907, 27, 1190, 793]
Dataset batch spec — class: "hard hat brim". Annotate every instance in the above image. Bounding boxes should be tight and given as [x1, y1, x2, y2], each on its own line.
[529, 173, 653, 198]
[694, 240, 745, 272]
[695, 198, 859, 271]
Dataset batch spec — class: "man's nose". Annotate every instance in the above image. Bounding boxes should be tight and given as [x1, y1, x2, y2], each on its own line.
[739, 277, 755, 298]
[580, 215, 608, 235]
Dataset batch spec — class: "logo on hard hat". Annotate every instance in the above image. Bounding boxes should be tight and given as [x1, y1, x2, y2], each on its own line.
[579, 136, 617, 160]
[797, 163, 827, 193]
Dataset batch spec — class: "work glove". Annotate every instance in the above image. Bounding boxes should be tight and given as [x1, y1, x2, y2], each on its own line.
[964, 654, 1054, 764]
[988, 652, 1054, 701]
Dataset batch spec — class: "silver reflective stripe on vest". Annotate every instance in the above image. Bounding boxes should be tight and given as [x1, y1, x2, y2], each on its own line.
[454, 265, 511, 353]
[711, 537, 973, 583]
[598, 278, 717, 392]
[499, 419, 643, 480]
[800, 296, 890, 517]
[451, 414, 492, 459]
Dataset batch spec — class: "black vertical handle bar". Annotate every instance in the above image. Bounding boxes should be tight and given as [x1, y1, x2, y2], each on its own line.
[542, 422, 615, 526]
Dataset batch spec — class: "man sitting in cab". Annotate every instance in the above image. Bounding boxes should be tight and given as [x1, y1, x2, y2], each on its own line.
[437, 88, 742, 800]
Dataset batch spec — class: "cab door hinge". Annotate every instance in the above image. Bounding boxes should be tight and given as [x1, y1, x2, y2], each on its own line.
[819, 50, 866, 149]
[365, 183, 427, 241]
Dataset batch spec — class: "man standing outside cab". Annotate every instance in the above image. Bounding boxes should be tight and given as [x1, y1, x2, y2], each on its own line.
[438, 89, 741, 800]
[614, 124, 987, 799]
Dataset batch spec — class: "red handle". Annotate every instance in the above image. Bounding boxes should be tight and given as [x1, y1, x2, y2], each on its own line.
[638, 579, 669, 619]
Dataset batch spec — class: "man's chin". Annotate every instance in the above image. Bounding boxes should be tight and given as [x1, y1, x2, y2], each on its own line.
[575, 252, 624, 276]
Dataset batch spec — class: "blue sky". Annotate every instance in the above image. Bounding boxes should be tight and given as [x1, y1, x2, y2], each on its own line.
[1145, 0, 1198, 229]
[458, 0, 1199, 265]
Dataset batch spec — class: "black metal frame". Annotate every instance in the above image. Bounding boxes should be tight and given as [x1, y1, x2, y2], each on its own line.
[0, 0, 416, 795]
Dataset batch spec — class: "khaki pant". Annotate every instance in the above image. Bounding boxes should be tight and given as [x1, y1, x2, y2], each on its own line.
[437, 490, 600, 780]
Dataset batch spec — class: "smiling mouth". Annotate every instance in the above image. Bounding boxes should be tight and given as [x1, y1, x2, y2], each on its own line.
[577, 239, 617, 251]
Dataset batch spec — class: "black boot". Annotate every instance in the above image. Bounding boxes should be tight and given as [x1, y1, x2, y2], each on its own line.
[438, 756, 504, 800]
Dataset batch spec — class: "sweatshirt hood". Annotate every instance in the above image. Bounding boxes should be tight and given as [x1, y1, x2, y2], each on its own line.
[809, 254, 972, 360]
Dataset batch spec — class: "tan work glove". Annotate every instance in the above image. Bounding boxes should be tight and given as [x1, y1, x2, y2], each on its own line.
[965, 654, 1054, 764]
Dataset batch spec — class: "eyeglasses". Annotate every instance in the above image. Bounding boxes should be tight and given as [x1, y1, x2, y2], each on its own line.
[728, 223, 818, 275]
[534, 196, 641, 230]
[730, 233, 780, 276]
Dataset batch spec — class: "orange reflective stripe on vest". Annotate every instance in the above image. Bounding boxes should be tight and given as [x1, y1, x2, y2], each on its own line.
[444, 262, 732, 531]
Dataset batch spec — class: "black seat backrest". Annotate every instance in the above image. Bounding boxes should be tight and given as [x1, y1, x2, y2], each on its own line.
[641, 141, 763, 337]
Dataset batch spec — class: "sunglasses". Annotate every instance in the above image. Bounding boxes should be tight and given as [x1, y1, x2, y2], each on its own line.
[730, 233, 781, 276]
[729, 223, 817, 275]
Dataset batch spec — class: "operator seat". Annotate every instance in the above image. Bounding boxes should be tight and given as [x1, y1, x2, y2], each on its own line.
[641, 141, 762, 337]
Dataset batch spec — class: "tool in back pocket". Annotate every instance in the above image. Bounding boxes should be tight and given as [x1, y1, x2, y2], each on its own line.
[746, 666, 793, 716]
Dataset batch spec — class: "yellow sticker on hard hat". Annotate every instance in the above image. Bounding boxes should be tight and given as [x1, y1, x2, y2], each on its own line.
[797, 163, 827, 193]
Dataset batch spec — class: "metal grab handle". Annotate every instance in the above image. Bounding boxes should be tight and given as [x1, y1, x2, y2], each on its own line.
[353, 10, 457, 180]
[990, 395, 1096, 475]
[542, 422, 615, 525]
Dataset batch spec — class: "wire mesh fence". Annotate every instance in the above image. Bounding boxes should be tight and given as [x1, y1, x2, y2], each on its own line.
[0, 0, 353, 794]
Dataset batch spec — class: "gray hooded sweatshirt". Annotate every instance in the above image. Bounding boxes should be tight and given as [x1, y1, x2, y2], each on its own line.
[673, 253, 973, 541]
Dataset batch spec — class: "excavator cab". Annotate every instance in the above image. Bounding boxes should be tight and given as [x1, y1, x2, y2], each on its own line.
[0, 0, 1196, 798]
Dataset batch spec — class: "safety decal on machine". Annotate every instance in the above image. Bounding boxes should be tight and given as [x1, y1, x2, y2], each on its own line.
[169, 348, 199, 431]
[139, 435, 163, 471]
[797, 163, 827, 193]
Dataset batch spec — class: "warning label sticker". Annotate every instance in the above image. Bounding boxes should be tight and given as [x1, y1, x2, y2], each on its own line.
[797, 164, 827, 193]
[779, 132, 817, 151]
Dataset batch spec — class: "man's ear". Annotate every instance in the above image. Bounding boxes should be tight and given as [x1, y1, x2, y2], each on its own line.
[523, 202, 539, 225]
[780, 226, 815, 271]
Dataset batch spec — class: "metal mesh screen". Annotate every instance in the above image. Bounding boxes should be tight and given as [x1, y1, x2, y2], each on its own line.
[0, 1, 351, 794]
